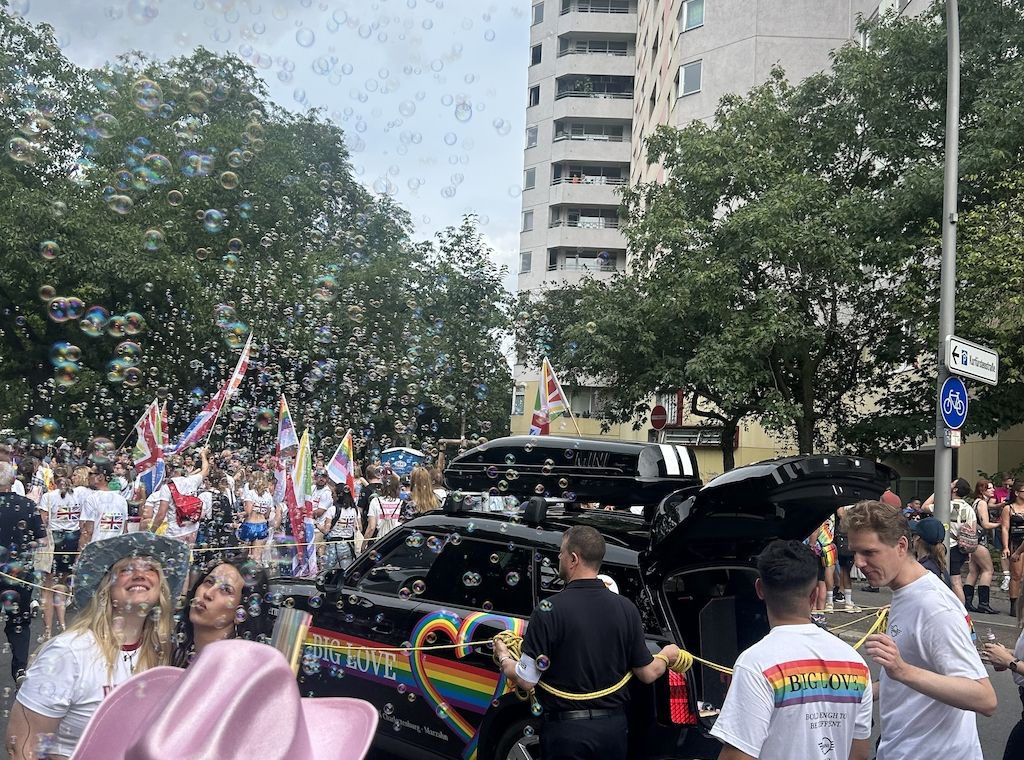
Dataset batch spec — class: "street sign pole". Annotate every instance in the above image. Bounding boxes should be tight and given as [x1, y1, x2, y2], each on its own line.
[933, 0, 960, 527]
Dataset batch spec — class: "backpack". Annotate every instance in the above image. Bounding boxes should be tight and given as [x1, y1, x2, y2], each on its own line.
[952, 500, 979, 554]
[167, 481, 203, 524]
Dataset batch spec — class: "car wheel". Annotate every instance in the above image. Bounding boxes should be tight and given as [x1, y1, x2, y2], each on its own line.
[494, 718, 541, 760]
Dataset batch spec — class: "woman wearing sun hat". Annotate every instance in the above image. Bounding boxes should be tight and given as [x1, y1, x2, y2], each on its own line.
[6, 532, 190, 760]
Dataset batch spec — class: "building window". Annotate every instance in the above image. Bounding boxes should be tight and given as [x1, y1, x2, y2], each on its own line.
[566, 387, 605, 417]
[682, 0, 704, 31]
[679, 60, 702, 96]
[648, 84, 656, 116]
[526, 125, 539, 148]
[519, 251, 532, 274]
[532, 2, 544, 24]
[522, 210, 534, 232]
[512, 389, 526, 415]
[524, 167, 536, 190]
[528, 85, 540, 107]
[531, 44, 543, 65]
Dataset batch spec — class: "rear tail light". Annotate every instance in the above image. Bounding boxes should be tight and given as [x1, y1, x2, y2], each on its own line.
[667, 669, 697, 725]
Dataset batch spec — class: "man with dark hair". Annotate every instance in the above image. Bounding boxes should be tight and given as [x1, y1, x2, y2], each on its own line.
[493, 525, 678, 760]
[710, 540, 871, 760]
[847, 499, 995, 759]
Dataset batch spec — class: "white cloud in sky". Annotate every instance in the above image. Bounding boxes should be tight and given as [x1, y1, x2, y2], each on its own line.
[15, 0, 529, 276]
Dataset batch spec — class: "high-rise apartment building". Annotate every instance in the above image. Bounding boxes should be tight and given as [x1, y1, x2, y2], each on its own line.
[511, 1, 900, 452]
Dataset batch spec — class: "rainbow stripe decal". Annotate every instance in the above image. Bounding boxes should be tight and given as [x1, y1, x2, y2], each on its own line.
[305, 610, 527, 760]
[762, 658, 869, 708]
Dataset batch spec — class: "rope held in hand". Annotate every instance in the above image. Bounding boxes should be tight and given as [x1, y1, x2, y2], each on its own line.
[491, 630, 725, 702]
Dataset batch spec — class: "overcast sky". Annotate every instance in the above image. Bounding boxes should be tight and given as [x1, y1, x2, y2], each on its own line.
[15, 0, 529, 281]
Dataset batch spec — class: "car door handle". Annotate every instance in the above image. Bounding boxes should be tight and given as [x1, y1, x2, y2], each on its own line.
[372, 621, 394, 635]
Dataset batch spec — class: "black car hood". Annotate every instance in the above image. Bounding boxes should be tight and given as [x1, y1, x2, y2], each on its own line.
[642, 455, 895, 576]
[443, 435, 701, 507]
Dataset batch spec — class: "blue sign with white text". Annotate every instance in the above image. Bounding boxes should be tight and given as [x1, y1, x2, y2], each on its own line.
[940, 376, 968, 429]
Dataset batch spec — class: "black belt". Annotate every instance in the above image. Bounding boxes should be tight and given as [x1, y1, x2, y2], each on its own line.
[542, 708, 622, 722]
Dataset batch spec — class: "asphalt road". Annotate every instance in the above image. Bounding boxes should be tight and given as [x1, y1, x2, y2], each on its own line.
[0, 589, 1019, 759]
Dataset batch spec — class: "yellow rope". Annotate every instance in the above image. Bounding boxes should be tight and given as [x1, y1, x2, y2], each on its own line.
[851, 606, 890, 650]
[0, 570, 72, 597]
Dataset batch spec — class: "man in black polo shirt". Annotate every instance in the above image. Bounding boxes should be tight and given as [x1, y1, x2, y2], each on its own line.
[494, 525, 679, 759]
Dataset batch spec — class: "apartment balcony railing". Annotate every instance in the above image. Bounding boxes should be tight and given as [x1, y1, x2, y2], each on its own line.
[549, 218, 622, 229]
[551, 175, 627, 186]
[560, 3, 632, 14]
[557, 49, 630, 57]
[554, 90, 633, 100]
[547, 261, 619, 272]
[553, 133, 626, 142]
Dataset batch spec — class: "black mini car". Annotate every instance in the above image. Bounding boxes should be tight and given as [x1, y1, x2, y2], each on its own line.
[276, 436, 892, 760]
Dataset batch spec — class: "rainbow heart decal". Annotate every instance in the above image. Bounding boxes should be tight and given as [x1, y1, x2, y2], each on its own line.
[408, 610, 527, 760]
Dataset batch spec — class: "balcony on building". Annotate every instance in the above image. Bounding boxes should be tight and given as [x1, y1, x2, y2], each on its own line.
[547, 206, 628, 249]
[556, 35, 635, 78]
[549, 162, 627, 206]
[551, 119, 632, 162]
[546, 246, 623, 279]
[553, 74, 634, 121]
[558, 0, 638, 35]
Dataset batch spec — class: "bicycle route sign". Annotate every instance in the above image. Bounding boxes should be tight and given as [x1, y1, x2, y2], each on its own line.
[940, 376, 969, 430]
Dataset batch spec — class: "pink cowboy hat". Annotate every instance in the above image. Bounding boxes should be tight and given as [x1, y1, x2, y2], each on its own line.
[71, 639, 378, 760]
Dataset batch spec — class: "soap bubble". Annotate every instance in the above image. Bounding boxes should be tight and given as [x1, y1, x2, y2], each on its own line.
[32, 417, 60, 445]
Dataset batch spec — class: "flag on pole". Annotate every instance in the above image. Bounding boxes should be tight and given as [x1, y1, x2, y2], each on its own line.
[326, 430, 357, 495]
[276, 394, 299, 454]
[529, 357, 574, 436]
[167, 334, 253, 453]
[133, 400, 165, 496]
[290, 430, 317, 577]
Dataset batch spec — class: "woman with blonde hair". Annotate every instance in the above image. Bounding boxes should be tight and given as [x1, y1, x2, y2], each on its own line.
[36, 466, 81, 639]
[7, 533, 188, 760]
[408, 465, 440, 516]
[238, 471, 275, 560]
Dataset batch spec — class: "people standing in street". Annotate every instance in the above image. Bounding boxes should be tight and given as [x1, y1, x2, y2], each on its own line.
[320, 484, 359, 571]
[37, 466, 81, 639]
[79, 463, 129, 545]
[0, 463, 45, 681]
[710, 540, 872, 760]
[847, 499, 996, 759]
[493, 525, 679, 760]
[910, 517, 951, 587]
[6, 532, 187, 760]
[1006, 480, 1024, 617]
[356, 464, 382, 534]
[150, 448, 211, 549]
[966, 479, 1003, 614]
[948, 478, 977, 606]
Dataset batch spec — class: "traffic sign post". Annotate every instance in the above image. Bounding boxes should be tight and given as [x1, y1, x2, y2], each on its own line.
[650, 404, 668, 431]
[939, 376, 968, 431]
[945, 335, 999, 386]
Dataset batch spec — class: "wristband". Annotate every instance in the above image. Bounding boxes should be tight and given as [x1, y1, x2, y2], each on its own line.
[1012, 658, 1021, 674]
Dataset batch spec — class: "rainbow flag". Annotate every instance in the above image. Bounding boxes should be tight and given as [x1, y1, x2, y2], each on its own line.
[327, 429, 357, 495]
[291, 430, 317, 577]
[276, 394, 298, 454]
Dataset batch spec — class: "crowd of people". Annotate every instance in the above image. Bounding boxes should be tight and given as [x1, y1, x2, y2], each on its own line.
[1, 435, 1023, 759]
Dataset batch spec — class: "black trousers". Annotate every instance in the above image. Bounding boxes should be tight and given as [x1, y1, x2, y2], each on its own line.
[540, 712, 627, 760]
[1, 579, 34, 678]
[1005, 717, 1024, 760]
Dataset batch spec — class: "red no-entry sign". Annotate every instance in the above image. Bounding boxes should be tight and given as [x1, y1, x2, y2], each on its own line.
[650, 404, 668, 430]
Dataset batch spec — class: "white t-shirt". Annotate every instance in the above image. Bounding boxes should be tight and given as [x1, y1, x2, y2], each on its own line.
[311, 485, 333, 517]
[11, 479, 25, 497]
[81, 490, 128, 543]
[876, 571, 988, 760]
[370, 496, 403, 537]
[16, 630, 140, 758]
[711, 624, 872, 760]
[41, 490, 82, 532]
[157, 473, 204, 537]
[242, 486, 275, 522]
[948, 498, 977, 550]
[326, 506, 359, 539]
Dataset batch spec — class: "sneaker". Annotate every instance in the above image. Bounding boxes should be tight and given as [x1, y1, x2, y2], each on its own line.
[823, 601, 834, 613]
[860, 585, 880, 593]
[29, 600, 39, 616]
[14, 670, 26, 686]
[844, 602, 862, 613]
[1001, 576, 1011, 592]
[832, 588, 844, 603]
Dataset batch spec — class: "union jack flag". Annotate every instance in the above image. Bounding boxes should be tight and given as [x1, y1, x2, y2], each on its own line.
[168, 334, 252, 453]
[100, 513, 123, 532]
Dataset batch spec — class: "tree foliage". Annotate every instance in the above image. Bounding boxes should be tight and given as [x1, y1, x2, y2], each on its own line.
[0, 8, 511, 459]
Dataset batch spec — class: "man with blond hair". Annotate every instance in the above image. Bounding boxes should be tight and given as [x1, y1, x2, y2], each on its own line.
[846, 499, 996, 759]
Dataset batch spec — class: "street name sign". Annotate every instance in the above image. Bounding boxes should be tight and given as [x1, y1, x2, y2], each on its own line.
[945, 335, 999, 386]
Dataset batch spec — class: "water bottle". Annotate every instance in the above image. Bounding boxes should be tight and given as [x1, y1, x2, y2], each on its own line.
[986, 628, 1006, 671]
